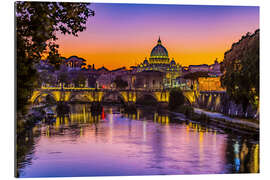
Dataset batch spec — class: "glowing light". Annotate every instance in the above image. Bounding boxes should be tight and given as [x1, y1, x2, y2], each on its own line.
[102, 108, 105, 120]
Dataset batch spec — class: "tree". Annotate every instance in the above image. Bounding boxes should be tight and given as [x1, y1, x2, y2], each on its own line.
[38, 70, 57, 87]
[72, 71, 87, 87]
[113, 76, 128, 89]
[221, 29, 259, 112]
[16, 2, 94, 114]
[168, 88, 185, 110]
[58, 68, 70, 88]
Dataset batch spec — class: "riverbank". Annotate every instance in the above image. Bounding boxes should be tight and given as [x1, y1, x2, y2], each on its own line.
[171, 107, 259, 137]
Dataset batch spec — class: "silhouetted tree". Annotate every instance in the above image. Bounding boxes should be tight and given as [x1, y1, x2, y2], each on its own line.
[16, 2, 94, 114]
[169, 88, 185, 110]
[113, 76, 128, 89]
[221, 29, 259, 112]
[38, 70, 57, 87]
[58, 68, 70, 88]
[72, 71, 87, 87]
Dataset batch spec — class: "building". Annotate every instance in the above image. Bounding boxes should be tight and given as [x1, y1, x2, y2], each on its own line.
[198, 77, 225, 91]
[132, 37, 182, 88]
[188, 64, 209, 73]
[209, 59, 222, 76]
[65, 56, 87, 70]
[134, 70, 165, 90]
[96, 67, 134, 89]
[186, 59, 222, 77]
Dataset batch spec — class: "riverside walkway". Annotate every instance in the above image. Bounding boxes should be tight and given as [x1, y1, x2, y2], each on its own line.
[193, 108, 259, 130]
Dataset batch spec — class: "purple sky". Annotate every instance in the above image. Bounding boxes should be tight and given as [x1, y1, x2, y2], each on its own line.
[57, 3, 259, 69]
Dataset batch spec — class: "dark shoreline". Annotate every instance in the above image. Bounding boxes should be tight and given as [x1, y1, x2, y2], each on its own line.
[170, 109, 259, 140]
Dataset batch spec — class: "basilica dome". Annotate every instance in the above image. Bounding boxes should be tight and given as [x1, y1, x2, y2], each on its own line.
[149, 37, 170, 64]
[150, 37, 169, 57]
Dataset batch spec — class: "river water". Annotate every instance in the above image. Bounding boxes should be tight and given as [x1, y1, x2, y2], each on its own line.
[16, 104, 259, 177]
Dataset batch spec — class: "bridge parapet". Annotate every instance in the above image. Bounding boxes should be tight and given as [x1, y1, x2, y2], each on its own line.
[31, 87, 211, 105]
[199, 90, 226, 94]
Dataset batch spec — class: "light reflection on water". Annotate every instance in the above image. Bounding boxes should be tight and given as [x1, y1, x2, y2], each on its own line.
[17, 104, 259, 177]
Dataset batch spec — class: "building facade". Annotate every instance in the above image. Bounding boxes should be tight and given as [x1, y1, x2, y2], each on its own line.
[134, 70, 165, 90]
[184, 59, 222, 77]
[132, 37, 182, 88]
[198, 77, 225, 92]
[64, 56, 87, 70]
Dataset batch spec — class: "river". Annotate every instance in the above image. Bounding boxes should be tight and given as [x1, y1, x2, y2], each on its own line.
[16, 104, 259, 177]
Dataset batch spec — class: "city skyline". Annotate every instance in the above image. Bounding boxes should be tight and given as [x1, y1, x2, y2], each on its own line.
[56, 3, 259, 70]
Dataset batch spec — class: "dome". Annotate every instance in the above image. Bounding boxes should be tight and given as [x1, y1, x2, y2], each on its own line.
[170, 58, 176, 65]
[149, 37, 170, 64]
[150, 37, 169, 58]
[143, 58, 149, 65]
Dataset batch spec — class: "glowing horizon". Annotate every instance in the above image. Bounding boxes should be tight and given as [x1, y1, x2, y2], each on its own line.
[56, 3, 259, 70]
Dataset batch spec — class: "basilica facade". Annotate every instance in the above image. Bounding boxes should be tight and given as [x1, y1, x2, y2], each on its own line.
[132, 37, 182, 88]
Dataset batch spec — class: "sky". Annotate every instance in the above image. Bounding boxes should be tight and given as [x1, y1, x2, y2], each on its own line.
[56, 3, 259, 70]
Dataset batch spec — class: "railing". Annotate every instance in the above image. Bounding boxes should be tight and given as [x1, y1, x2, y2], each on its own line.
[39, 86, 225, 95]
[200, 90, 226, 94]
[39, 86, 172, 92]
[41, 86, 96, 91]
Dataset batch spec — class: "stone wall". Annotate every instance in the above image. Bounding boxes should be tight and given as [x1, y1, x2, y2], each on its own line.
[197, 92, 258, 118]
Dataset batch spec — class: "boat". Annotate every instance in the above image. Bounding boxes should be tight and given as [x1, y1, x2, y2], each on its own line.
[44, 107, 56, 122]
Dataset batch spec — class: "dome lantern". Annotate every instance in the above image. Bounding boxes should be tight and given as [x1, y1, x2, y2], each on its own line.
[157, 36, 162, 45]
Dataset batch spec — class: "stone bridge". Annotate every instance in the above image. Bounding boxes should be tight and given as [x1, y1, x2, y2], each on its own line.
[30, 87, 199, 105]
[32, 87, 257, 116]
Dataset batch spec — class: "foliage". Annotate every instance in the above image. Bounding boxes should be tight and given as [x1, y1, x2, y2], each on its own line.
[57, 65, 70, 87]
[87, 75, 98, 88]
[174, 104, 194, 118]
[72, 71, 87, 87]
[16, 2, 94, 114]
[199, 113, 210, 122]
[113, 76, 128, 89]
[221, 29, 259, 111]
[38, 69, 57, 87]
[168, 88, 185, 110]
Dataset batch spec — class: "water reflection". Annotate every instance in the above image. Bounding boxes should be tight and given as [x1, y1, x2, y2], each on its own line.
[16, 125, 42, 177]
[17, 104, 259, 177]
[230, 138, 259, 173]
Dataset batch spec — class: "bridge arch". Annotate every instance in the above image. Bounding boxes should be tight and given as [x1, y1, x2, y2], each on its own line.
[183, 91, 196, 105]
[30, 88, 200, 106]
[69, 93, 92, 103]
[136, 91, 158, 105]
[101, 91, 126, 104]
[30, 90, 58, 105]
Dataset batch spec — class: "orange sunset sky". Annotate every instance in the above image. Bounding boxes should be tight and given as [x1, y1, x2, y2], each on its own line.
[56, 3, 259, 70]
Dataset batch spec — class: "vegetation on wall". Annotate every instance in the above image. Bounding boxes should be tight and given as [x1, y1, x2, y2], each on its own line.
[221, 29, 259, 112]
